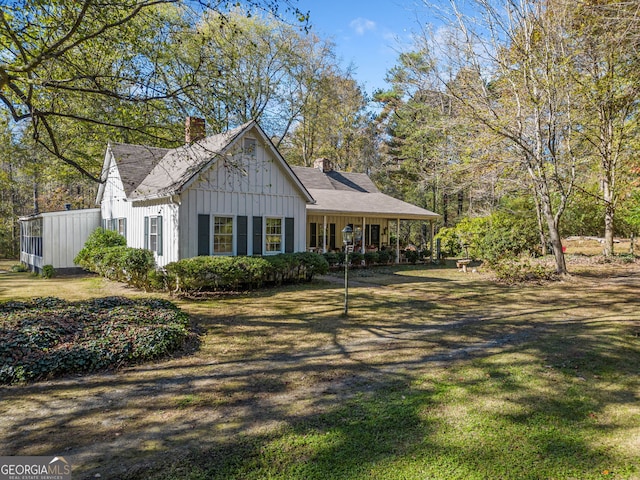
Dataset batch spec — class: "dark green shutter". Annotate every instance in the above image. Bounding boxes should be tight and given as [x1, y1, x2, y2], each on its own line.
[237, 216, 248, 256]
[285, 217, 294, 253]
[157, 216, 163, 256]
[309, 223, 317, 248]
[144, 217, 149, 249]
[123, 218, 127, 239]
[252, 216, 262, 255]
[198, 214, 210, 256]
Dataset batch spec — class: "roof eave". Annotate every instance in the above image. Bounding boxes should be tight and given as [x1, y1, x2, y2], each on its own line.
[306, 207, 440, 221]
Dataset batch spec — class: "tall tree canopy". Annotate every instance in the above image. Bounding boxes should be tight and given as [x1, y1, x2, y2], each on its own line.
[0, 0, 309, 181]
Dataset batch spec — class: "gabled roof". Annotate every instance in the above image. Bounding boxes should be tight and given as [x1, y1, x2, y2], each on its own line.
[292, 167, 379, 193]
[131, 122, 251, 199]
[292, 166, 439, 221]
[108, 143, 170, 197]
[98, 120, 314, 204]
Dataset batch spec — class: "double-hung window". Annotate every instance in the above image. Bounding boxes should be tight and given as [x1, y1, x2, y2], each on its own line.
[265, 218, 282, 253]
[144, 216, 163, 255]
[213, 216, 233, 254]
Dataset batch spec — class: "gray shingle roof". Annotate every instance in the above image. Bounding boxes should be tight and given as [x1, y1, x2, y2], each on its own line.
[292, 167, 379, 192]
[131, 122, 252, 199]
[109, 143, 170, 197]
[292, 166, 439, 220]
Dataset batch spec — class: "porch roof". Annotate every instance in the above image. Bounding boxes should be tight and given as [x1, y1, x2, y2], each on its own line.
[306, 189, 439, 220]
[292, 166, 439, 221]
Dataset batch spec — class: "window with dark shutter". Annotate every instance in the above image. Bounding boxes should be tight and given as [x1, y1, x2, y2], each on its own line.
[237, 216, 248, 255]
[329, 223, 336, 250]
[198, 214, 210, 256]
[285, 217, 294, 253]
[309, 223, 317, 248]
[252, 216, 262, 255]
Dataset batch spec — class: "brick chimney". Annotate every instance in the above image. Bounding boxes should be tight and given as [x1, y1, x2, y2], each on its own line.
[313, 158, 333, 173]
[185, 117, 206, 143]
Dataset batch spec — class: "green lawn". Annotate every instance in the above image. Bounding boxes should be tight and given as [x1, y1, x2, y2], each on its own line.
[0, 262, 638, 479]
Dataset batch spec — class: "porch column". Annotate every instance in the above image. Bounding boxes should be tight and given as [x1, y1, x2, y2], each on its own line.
[430, 220, 434, 262]
[362, 216, 366, 254]
[396, 218, 401, 263]
[323, 215, 327, 253]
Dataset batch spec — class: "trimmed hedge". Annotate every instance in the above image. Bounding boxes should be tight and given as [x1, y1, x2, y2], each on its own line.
[161, 252, 329, 294]
[75, 228, 156, 290]
[75, 228, 329, 294]
[0, 297, 190, 384]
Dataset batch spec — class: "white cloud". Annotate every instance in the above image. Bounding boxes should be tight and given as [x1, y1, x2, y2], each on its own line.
[349, 17, 376, 35]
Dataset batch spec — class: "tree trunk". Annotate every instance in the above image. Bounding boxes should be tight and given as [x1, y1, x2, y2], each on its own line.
[603, 198, 615, 257]
[539, 184, 568, 274]
[533, 188, 547, 256]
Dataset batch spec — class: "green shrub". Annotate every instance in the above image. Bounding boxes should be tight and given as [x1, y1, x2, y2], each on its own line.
[437, 210, 540, 264]
[11, 264, 28, 273]
[163, 253, 328, 294]
[74, 229, 156, 290]
[323, 252, 340, 266]
[294, 252, 329, 279]
[377, 250, 392, 264]
[0, 296, 190, 385]
[41, 265, 55, 279]
[364, 251, 379, 266]
[404, 249, 420, 264]
[74, 227, 126, 269]
[349, 251, 364, 266]
[435, 227, 463, 257]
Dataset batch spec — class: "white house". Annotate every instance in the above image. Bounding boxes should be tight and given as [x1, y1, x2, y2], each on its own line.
[95, 119, 314, 267]
[19, 119, 440, 273]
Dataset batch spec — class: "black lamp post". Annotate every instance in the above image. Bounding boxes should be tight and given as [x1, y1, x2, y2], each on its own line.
[342, 225, 353, 316]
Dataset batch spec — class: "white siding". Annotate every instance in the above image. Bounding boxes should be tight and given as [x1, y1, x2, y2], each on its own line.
[20, 209, 101, 271]
[180, 136, 307, 258]
[121, 200, 180, 268]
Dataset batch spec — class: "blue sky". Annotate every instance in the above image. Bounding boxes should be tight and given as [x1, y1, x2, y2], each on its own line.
[295, 0, 438, 95]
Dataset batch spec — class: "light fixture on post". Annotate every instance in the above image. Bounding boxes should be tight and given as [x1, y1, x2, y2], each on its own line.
[342, 225, 354, 316]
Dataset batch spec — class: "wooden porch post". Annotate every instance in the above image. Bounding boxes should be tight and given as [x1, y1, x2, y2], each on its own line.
[323, 215, 327, 253]
[430, 220, 434, 263]
[396, 218, 401, 263]
[362, 216, 366, 254]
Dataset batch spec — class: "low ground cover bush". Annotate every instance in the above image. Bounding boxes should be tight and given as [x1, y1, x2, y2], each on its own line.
[491, 259, 557, 284]
[0, 296, 190, 384]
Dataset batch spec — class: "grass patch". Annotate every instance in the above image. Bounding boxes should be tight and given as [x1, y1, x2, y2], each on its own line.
[0, 261, 638, 479]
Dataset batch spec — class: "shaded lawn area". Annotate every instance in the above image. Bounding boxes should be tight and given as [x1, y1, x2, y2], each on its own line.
[0, 263, 639, 479]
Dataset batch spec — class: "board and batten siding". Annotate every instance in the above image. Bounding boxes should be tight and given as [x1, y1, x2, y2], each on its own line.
[179, 137, 307, 258]
[101, 152, 180, 267]
[20, 209, 101, 272]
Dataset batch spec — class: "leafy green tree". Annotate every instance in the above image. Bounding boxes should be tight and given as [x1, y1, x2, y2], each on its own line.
[0, 0, 309, 181]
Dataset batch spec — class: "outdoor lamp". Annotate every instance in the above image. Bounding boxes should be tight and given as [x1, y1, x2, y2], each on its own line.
[342, 225, 353, 245]
[342, 225, 353, 316]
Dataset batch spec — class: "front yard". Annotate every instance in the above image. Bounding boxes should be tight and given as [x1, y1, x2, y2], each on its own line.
[0, 260, 639, 479]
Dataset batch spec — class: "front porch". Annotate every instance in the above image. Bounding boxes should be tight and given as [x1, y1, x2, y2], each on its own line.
[306, 214, 436, 264]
